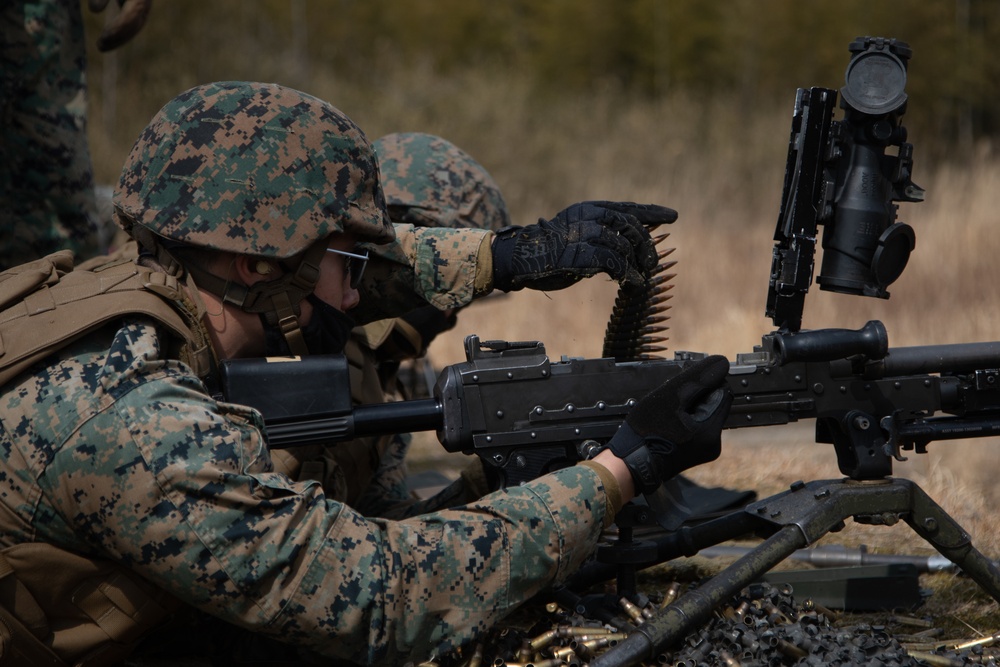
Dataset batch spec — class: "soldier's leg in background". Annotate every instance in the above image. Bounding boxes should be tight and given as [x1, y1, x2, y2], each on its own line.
[0, 0, 99, 271]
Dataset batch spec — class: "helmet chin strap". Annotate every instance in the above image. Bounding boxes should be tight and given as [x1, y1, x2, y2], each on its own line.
[220, 242, 327, 357]
[266, 290, 310, 356]
[129, 222, 329, 358]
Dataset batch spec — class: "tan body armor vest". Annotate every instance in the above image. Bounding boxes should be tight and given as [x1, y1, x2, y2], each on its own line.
[0, 250, 211, 666]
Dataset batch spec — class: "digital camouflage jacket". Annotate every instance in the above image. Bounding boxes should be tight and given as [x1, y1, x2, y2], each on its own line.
[0, 313, 609, 664]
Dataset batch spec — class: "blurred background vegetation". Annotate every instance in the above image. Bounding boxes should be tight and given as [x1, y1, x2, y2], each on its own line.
[83, 0, 1000, 349]
[80, 0, 1000, 549]
[85, 0, 1000, 178]
[81, 0, 1000, 382]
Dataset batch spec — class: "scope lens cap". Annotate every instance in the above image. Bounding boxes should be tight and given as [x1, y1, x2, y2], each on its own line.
[842, 49, 908, 115]
[871, 222, 915, 288]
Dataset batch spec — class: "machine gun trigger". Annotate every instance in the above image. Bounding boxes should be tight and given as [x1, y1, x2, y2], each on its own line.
[879, 413, 912, 463]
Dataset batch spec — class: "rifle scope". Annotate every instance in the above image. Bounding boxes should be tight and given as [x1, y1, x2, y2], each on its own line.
[817, 36, 922, 299]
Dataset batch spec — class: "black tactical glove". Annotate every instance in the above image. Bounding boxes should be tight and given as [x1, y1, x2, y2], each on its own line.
[607, 355, 732, 495]
[491, 201, 675, 292]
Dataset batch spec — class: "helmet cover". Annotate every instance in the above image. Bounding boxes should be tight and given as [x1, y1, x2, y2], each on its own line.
[114, 81, 394, 259]
[373, 132, 510, 232]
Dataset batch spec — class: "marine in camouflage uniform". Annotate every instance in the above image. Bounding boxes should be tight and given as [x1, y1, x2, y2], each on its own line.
[0, 1, 152, 271]
[0, 81, 725, 666]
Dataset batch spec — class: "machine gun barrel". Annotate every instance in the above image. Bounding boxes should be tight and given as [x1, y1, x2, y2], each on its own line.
[354, 399, 443, 437]
[865, 341, 1000, 376]
[260, 399, 443, 449]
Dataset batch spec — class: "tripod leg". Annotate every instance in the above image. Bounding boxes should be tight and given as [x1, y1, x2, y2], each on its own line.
[904, 480, 1000, 603]
[590, 524, 808, 667]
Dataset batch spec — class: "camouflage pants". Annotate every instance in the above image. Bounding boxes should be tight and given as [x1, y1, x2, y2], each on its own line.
[0, 0, 99, 271]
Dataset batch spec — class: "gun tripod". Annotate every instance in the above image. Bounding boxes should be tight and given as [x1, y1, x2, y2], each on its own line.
[588, 473, 1000, 667]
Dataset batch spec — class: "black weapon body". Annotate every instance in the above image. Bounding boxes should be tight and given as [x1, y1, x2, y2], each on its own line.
[224, 322, 1000, 489]
[439, 325, 1000, 486]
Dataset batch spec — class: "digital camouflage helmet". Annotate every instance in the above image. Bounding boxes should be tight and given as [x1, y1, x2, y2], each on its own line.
[373, 132, 510, 232]
[113, 81, 394, 355]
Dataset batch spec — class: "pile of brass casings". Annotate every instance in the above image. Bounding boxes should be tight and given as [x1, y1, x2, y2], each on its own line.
[417, 581, 999, 667]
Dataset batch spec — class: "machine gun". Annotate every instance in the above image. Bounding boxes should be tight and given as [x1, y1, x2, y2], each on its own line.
[223, 321, 1000, 488]
[221, 320, 1000, 663]
[218, 36, 1000, 666]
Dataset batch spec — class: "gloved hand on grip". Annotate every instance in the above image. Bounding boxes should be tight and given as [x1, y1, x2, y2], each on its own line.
[607, 355, 732, 495]
[491, 201, 675, 292]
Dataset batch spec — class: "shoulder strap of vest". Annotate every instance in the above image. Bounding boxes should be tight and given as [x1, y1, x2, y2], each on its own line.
[0, 251, 214, 386]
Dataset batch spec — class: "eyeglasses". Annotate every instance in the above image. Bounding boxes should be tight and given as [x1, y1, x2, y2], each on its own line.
[326, 246, 369, 289]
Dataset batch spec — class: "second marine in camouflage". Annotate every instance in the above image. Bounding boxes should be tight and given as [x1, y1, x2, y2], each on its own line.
[272, 130, 513, 509]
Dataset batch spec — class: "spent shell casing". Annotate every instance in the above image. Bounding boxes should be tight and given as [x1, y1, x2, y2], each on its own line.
[775, 638, 807, 659]
[891, 614, 934, 628]
[573, 637, 612, 651]
[557, 625, 615, 638]
[801, 598, 837, 619]
[619, 597, 646, 624]
[466, 643, 484, 667]
[550, 646, 578, 660]
[570, 641, 596, 661]
[914, 627, 945, 638]
[763, 602, 792, 625]
[953, 632, 1000, 651]
[905, 650, 965, 667]
[719, 649, 741, 667]
[661, 582, 682, 609]
[901, 642, 950, 652]
[524, 659, 561, 667]
[516, 639, 533, 662]
[528, 629, 557, 652]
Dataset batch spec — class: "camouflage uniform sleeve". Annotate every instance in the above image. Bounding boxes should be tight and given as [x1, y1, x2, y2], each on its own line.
[15, 321, 607, 664]
[285, 465, 606, 663]
[351, 224, 493, 324]
[351, 432, 477, 519]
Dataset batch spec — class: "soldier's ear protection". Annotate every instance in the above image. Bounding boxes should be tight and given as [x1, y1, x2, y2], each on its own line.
[255, 261, 274, 276]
